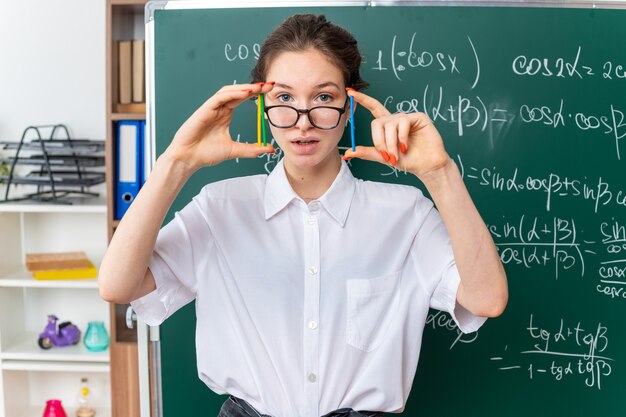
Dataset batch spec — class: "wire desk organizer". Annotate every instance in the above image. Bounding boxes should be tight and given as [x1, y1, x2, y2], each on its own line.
[0, 124, 105, 204]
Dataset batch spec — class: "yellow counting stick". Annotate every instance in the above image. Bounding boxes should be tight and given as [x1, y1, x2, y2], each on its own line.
[257, 94, 262, 146]
[260, 93, 267, 147]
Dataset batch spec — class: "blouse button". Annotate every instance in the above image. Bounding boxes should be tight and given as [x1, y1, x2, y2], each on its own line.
[308, 266, 318, 275]
[308, 320, 318, 330]
[308, 373, 317, 383]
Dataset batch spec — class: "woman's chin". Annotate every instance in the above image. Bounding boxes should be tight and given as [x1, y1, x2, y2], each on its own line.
[284, 150, 342, 171]
[284, 154, 322, 169]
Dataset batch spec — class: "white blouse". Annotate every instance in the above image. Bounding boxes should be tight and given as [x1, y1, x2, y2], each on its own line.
[131, 158, 486, 417]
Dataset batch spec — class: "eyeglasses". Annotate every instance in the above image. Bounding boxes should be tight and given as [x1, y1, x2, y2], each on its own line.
[264, 97, 349, 130]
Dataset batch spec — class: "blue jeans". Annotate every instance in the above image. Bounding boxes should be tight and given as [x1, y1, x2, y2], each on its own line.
[218, 395, 384, 417]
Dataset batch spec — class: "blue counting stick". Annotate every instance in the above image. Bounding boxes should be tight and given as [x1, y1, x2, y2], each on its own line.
[350, 95, 355, 152]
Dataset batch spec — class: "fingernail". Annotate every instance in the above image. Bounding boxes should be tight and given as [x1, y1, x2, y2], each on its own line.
[266, 81, 276, 85]
[400, 143, 407, 154]
[342, 155, 352, 161]
[380, 151, 390, 162]
[390, 154, 397, 167]
[345, 87, 355, 92]
[254, 82, 265, 86]
[243, 89, 252, 93]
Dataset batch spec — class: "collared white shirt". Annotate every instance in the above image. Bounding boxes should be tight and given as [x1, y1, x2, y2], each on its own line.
[131, 158, 486, 417]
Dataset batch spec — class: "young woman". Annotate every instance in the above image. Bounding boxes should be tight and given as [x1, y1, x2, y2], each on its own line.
[99, 14, 507, 417]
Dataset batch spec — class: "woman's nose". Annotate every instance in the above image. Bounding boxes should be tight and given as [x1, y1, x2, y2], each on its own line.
[295, 111, 313, 130]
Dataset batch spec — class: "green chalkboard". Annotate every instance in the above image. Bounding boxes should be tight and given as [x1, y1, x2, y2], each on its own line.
[147, 3, 626, 416]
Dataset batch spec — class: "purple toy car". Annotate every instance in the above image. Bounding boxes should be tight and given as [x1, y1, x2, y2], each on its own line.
[38, 314, 81, 349]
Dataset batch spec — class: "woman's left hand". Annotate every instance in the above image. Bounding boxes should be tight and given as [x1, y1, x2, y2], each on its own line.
[343, 89, 450, 180]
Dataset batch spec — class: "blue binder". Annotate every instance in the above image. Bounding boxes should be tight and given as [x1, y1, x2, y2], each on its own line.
[141, 120, 147, 185]
[115, 120, 142, 220]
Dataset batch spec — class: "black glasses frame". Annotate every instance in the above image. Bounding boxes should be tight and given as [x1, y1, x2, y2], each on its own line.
[264, 97, 349, 130]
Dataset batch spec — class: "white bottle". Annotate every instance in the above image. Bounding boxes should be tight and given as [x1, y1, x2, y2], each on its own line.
[76, 377, 96, 417]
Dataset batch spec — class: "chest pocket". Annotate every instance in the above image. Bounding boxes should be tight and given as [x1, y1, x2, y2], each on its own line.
[346, 270, 401, 352]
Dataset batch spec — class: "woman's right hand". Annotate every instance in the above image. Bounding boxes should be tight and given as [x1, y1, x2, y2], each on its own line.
[164, 82, 276, 173]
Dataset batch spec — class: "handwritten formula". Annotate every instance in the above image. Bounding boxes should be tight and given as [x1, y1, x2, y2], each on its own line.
[493, 315, 613, 390]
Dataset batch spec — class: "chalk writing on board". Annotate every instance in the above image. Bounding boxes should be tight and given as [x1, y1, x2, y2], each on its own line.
[248, 149, 626, 220]
[512, 47, 626, 83]
[383, 88, 515, 138]
[493, 314, 613, 390]
[597, 269, 626, 298]
[596, 219, 626, 299]
[456, 157, 626, 214]
[487, 215, 591, 279]
[425, 310, 478, 350]
[602, 61, 626, 80]
[512, 47, 593, 79]
[382, 91, 624, 159]
[486, 215, 626, 297]
[224, 42, 260, 62]
[519, 100, 626, 160]
[371, 34, 481, 88]
[601, 218, 626, 246]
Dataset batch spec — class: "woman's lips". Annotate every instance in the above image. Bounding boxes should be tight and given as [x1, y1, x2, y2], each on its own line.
[290, 138, 320, 154]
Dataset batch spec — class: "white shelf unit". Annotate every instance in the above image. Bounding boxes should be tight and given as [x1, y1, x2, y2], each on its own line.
[0, 267, 99, 289]
[2, 371, 111, 417]
[0, 202, 111, 417]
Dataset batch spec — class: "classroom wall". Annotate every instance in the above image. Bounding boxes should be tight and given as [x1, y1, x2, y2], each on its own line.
[0, 0, 106, 141]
